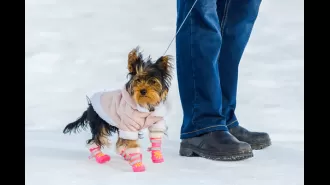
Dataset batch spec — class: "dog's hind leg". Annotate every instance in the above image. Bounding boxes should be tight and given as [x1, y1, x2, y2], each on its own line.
[87, 127, 111, 164]
[116, 132, 130, 161]
[116, 138, 145, 172]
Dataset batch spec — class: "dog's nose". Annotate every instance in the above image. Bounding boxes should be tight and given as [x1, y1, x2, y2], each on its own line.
[140, 89, 147, 95]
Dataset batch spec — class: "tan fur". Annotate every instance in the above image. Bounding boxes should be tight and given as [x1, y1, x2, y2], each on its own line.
[116, 138, 140, 152]
[128, 48, 139, 73]
[132, 79, 162, 108]
[136, 65, 146, 75]
[98, 127, 111, 147]
[133, 88, 160, 108]
[158, 55, 173, 71]
[160, 89, 168, 101]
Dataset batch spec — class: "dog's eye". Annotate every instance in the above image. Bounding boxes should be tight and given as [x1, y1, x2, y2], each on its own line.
[149, 80, 156, 84]
[136, 79, 141, 83]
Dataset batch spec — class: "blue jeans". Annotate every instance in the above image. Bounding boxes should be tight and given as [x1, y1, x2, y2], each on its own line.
[176, 0, 262, 139]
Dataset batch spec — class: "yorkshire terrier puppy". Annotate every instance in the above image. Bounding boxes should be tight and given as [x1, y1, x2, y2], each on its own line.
[63, 47, 173, 172]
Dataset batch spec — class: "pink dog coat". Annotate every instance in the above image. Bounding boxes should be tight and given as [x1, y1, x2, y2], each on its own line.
[89, 87, 168, 140]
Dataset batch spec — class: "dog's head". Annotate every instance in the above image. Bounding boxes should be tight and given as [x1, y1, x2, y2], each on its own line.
[125, 46, 173, 111]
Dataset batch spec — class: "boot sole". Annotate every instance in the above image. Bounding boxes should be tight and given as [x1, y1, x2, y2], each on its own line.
[250, 140, 271, 150]
[179, 143, 253, 161]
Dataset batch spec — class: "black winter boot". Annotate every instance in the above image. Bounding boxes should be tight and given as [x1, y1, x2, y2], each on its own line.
[229, 125, 271, 150]
[179, 130, 253, 161]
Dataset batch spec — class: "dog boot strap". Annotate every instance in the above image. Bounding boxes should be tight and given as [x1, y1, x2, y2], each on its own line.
[128, 153, 145, 172]
[89, 146, 102, 159]
[148, 138, 164, 163]
[119, 149, 130, 160]
[88, 146, 111, 163]
[147, 138, 162, 151]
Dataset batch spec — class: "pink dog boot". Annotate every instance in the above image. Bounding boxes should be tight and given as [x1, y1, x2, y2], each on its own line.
[89, 146, 111, 164]
[128, 153, 145, 172]
[119, 149, 130, 161]
[148, 138, 164, 163]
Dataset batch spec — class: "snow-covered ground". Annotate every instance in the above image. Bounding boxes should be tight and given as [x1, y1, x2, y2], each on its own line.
[25, 0, 304, 184]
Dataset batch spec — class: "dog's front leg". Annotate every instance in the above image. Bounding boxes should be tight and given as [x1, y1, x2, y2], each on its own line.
[148, 120, 167, 163]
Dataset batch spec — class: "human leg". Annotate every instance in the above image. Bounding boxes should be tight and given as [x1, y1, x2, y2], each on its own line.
[176, 0, 227, 139]
[216, 0, 271, 149]
[176, 0, 253, 160]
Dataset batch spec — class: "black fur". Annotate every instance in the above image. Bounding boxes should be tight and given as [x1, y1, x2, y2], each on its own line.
[63, 100, 118, 147]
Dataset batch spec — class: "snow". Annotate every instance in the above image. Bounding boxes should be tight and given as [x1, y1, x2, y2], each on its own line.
[25, 0, 304, 184]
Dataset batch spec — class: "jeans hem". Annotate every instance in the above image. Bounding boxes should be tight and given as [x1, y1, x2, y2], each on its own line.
[226, 120, 239, 129]
[180, 125, 228, 139]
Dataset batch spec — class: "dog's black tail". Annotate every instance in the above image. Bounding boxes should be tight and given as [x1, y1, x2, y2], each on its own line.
[63, 110, 89, 134]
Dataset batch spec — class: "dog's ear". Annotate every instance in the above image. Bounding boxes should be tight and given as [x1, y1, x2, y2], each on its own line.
[128, 46, 143, 74]
[155, 55, 173, 90]
[155, 55, 173, 73]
